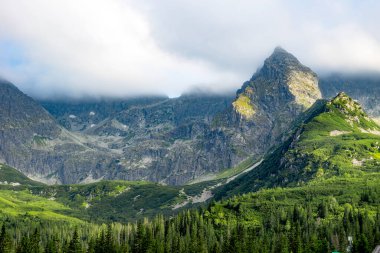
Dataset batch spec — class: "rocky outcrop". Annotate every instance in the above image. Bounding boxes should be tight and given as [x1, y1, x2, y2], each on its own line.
[215, 47, 322, 167]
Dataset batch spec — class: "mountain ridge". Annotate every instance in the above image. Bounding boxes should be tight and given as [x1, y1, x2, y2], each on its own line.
[0, 47, 326, 185]
[216, 92, 380, 198]
[7, 48, 379, 187]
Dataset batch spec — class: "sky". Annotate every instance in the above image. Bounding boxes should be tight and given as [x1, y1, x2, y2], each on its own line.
[0, 0, 380, 98]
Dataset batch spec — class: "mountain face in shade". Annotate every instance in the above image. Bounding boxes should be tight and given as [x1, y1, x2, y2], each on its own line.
[0, 79, 60, 136]
[0, 47, 324, 185]
[0, 79, 115, 184]
[41, 94, 235, 185]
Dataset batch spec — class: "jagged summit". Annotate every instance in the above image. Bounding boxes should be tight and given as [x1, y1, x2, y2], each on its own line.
[329, 91, 366, 116]
[264, 46, 300, 65]
[257, 47, 315, 80]
[225, 48, 323, 173]
[325, 92, 380, 131]
[233, 47, 321, 121]
[273, 46, 287, 53]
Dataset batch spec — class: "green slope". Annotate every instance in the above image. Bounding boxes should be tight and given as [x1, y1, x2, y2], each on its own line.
[0, 163, 43, 187]
[217, 92, 380, 198]
[0, 164, 211, 223]
[0, 93, 378, 252]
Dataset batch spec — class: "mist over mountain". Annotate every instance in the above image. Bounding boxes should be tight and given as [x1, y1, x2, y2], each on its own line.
[1, 1, 380, 99]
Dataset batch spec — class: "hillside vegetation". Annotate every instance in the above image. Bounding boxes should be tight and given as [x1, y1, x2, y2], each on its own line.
[0, 94, 378, 252]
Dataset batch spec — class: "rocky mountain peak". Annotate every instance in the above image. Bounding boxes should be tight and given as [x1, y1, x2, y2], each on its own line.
[328, 92, 367, 119]
[0, 80, 59, 135]
[233, 47, 321, 120]
[262, 46, 302, 72]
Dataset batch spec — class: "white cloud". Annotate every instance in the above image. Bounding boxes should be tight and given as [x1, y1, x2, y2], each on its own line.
[0, 0, 380, 98]
[0, 0, 239, 98]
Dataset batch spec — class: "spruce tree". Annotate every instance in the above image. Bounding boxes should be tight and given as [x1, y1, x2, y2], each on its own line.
[67, 229, 82, 253]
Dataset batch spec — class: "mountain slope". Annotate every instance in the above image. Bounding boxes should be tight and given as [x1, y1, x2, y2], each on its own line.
[0, 94, 378, 252]
[0, 163, 43, 187]
[0, 79, 116, 184]
[217, 92, 380, 198]
[0, 163, 214, 223]
[0, 47, 323, 186]
[211, 47, 322, 172]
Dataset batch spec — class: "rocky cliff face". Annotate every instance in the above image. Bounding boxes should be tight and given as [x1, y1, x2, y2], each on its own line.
[41, 94, 234, 185]
[217, 47, 322, 166]
[0, 79, 117, 184]
[0, 47, 324, 185]
[235, 47, 320, 117]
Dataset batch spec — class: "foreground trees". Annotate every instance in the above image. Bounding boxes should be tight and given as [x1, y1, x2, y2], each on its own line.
[0, 200, 378, 253]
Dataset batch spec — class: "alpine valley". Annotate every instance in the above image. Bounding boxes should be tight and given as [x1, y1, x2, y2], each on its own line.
[0, 48, 379, 252]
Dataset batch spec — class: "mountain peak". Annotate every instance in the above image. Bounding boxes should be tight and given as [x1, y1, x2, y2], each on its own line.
[233, 47, 322, 119]
[328, 91, 367, 118]
[260, 47, 308, 75]
[272, 46, 292, 56]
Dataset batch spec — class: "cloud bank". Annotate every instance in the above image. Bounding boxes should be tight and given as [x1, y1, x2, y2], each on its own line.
[0, 0, 380, 98]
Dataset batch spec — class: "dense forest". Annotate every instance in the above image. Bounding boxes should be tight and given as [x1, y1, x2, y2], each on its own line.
[0, 192, 378, 253]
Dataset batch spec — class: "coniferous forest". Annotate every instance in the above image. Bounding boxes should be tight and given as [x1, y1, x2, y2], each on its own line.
[0, 195, 378, 253]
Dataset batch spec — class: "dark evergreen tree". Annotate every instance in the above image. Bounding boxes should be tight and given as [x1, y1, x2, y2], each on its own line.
[67, 229, 82, 253]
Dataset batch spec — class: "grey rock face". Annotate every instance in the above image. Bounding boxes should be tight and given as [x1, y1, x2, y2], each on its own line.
[40, 97, 168, 132]
[216, 47, 322, 167]
[0, 80, 116, 184]
[42, 94, 234, 185]
[0, 47, 324, 185]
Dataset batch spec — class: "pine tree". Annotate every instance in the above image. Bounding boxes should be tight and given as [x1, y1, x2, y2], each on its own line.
[44, 236, 59, 253]
[0, 224, 11, 253]
[67, 229, 82, 253]
[30, 228, 41, 253]
[16, 234, 31, 253]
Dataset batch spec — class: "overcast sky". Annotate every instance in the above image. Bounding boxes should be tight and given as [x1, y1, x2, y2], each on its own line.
[0, 0, 380, 98]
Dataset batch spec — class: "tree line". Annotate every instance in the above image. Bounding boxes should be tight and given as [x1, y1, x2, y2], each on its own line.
[0, 200, 378, 253]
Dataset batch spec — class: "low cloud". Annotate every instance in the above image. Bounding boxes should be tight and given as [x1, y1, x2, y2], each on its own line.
[0, 0, 379, 98]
